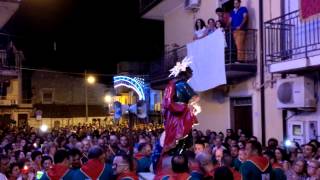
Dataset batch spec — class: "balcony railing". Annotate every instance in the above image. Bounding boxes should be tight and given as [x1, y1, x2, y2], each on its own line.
[265, 10, 320, 63]
[150, 29, 257, 82]
[139, 0, 162, 14]
[0, 49, 22, 72]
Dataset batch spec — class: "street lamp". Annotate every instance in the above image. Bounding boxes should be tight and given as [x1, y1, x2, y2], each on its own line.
[85, 71, 95, 122]
[104, 95, 112, 103]
[87, 75, 96, 84]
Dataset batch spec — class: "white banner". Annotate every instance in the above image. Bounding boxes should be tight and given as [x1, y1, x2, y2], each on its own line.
[187, 29, 226, 92]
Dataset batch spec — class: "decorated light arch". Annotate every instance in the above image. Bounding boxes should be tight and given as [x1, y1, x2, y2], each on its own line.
[113, 76, 146, 100]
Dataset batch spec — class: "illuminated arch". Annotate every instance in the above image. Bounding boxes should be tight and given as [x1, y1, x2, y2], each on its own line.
[113, 76, 145, 100]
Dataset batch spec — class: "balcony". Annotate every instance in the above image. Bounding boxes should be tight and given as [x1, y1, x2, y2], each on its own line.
[0, 96, 18, 106]
[150, 29, 257, 89]
[139, 0, 182, 20]
[265, 10, 320, 73]
[0, 49, 22, 81]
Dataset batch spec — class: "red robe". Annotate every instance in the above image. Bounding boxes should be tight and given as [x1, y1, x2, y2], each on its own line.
[80, 159, 104, 180]
[229, 167, 241, 180]
[162, 80, 198, 152]
[47, 164, 69, 180]
[117, 172, 139, 180]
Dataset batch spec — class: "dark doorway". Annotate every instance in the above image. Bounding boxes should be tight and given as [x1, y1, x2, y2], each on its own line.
[231, 97, 253, 137]
[18, 114, 28, 128]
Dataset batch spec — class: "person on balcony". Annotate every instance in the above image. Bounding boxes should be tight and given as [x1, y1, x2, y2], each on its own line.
[206, 18, 216, 35]
[215, 7, 230, 28]
[230, 0, 248, 62]
[216, 20, 225, 32]
[216, 20, 228, 55]
[6, 41, 16, 69]
[193, 19, 207, 40]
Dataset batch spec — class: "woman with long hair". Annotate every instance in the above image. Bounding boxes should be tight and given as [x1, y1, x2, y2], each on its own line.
[193, 18, 207, 40]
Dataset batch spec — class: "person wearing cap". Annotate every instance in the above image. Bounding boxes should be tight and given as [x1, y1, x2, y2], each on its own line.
[72, 146, 113, 180]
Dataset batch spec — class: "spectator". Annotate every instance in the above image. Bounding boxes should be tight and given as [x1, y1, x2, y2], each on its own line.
[303, 144, 316, 162]
[193, 18, 207, 40]
[8, 163, 20, 180]
[263, 150, 286, 180]
[214, 148, 224, 166]
[285, 158, 307, 180]
[267, 138, 279, 152]
[68, 148, 81, 169]
[307, 160, 320, 180]
[74, 146, 112, 179]
[212, 136, 226, 155]
[196, 152, 216, 179]
[14, 151, 25, 162]
[206, 18, 216, 35]
[31, 151, 42, 173]
[47, 143, 57, 161]
[240, 140, 272, 179]
[184, 151, 203, 180]
[275, 147, 288, 166]
[40, 156, 52, 172]
[168, 154, 191, 180]
[113, 154, 138, 180]
[215, 7, 229, 28]
[119, 135, 130, 155]
[222, 154, 241, 180]
[230, 145, 239, 160]
[226, 129, 234, 138]
[230, 0, 248, 62]
[194, 140, 205, 155]
[134, 143, 152, 172]
[40, 150, 71, 180]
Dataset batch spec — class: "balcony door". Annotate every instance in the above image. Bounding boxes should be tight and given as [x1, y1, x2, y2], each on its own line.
[231, 97, 253, 137]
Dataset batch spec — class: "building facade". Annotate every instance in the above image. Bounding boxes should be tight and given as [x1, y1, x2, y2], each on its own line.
[0, 1, 29, 128]
[140, 0, 298, 145]
[29, 71, 110, 128]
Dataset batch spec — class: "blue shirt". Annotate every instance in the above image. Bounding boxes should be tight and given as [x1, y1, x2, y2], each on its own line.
[230, 7, 248, 30]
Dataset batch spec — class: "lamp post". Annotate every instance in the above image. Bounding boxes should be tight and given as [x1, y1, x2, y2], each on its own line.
[104, 94, 112, 116]
[85, 71, 95, 122]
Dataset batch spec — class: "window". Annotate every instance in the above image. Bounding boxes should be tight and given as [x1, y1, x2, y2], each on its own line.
[41, 88, 54, 104]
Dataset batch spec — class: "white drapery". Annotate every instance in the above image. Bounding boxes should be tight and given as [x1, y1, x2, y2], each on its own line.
[187, 29, 226, 92]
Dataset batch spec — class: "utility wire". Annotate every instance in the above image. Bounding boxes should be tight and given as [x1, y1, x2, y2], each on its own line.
[19, 66, 149, 77]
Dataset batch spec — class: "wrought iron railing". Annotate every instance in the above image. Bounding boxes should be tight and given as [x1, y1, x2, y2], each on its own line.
[150, 29, 257, 81]
[0, 33, 23, 71]
[139, 0, 162, 14]
[265, 10, 320, 63]
[0, 50, 22, 71]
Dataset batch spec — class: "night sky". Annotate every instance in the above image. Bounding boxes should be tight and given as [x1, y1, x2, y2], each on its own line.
[2, 0, 164, 74]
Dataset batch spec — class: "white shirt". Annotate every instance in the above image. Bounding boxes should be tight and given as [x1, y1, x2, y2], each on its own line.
[194, 27, 207, 39]
[0, 173, 7, 180]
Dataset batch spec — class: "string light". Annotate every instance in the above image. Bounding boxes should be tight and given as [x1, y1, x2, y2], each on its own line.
[113, 76, 146, 100]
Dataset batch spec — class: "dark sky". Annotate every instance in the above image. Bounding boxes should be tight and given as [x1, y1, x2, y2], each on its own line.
[2, 0, 164, 74]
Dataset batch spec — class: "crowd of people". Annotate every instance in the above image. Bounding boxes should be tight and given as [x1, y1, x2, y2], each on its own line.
[0, 124, 318, 179]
